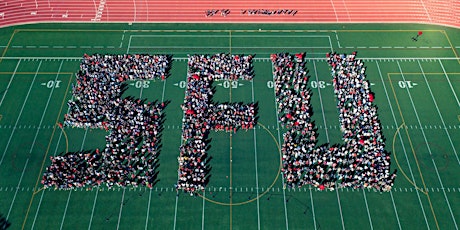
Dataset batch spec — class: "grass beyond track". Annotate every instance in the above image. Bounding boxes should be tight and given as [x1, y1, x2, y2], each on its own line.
[0, 23, 459, 230]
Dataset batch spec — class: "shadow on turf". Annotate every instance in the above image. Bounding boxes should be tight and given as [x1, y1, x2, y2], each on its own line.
[0, 214, 11, 230]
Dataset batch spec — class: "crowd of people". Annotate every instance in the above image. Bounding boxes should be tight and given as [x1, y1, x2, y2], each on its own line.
[42, 53, 170, 189]
[176, 54, 257, 194]
[273, 52, 396, 192]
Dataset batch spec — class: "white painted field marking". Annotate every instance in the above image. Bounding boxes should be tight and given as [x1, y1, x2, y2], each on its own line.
[0, 60, 21, 108]
[251, 79, 261, 230]
[363, 190, 374, 230]
[116, 188, 126, 230]
[417, 61, 459, 165]
[87, 189, 99, 230]
[312, 61, 345, 230]
[9, 60, 62, 223]
[376, 61, 430, 229]
[438, 59, 460, 108]
[398, 61, 458, 229]
[271, 61, 289, 230]
[0, 61, 41, 168]
[309, 187, 317, 230]
[60, 127, 88, 229]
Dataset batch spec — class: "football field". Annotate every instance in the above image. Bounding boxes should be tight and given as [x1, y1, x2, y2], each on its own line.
[0, 23, 459, 230]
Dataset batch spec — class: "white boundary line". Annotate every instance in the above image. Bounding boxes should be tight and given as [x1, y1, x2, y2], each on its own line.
[376, 61, 430, 229]
[130, 35, 333, 38]
[0, 60, 41, 168]
[397, 61, 458, 229]
[251, 79, 261, 230]
[271, 61, 289, 230]
[129, 46, 332, 49]
[312, 60, 345, 230]
[0, 59, 21, 108]
[417, 60, 459, 165]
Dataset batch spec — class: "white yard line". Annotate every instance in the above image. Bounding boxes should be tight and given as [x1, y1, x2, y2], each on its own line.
[271, 61, 289, 230]
[161, 78, 167, 102]
[362, 190, 374, 230]
[174, 65, 189, 230]
[376, 61, 430, 229]
[31, 188, 46, 230]
[60, 127, 88, 229]
[126, 36, 133, 53]
[389, 191, 402, 230]
[33, 62, 69, 229]
[87, 189, 99, 230]
[116, 188, 127, 230]
[59, 190, 72, 230]
[0, 59, 21, 108]
[397, 61, 458, 229]
[438, 59, 460, 108]
[309, 188, 317, 230]
[312, 60, 345, 230]
[327, 36, 334, 53]
[201, 190, 206, 230]
[144, 189, 152, 230]
[251, 80, 261, 230]
[144, 73, 168, 229]
[173, 191, 179, 230]
[6, 158, 29, 219]
[8, 60, 60, 221]
[0, 61, 41, 168]
[417, 60, 459, 165]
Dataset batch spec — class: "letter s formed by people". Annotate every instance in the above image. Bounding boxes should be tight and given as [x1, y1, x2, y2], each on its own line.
[42, 54, 171, 189]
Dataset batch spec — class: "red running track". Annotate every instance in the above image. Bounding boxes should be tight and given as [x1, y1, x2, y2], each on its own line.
[0, 0, 459, 28]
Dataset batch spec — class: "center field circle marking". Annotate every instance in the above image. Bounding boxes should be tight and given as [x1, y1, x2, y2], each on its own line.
[392, 123, 427, 195]
[196, 122, 282, 206]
